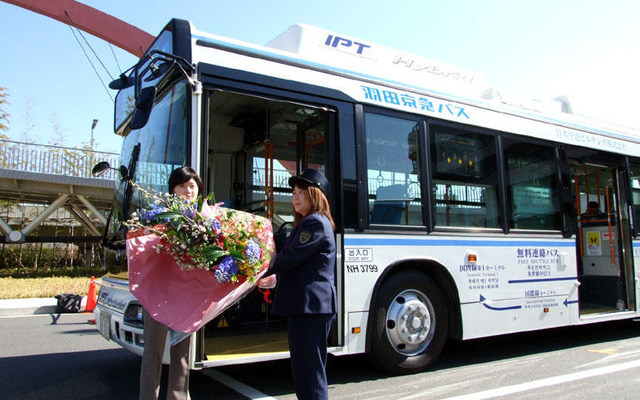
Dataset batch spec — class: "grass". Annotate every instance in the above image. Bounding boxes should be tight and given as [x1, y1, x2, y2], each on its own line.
[0, 276, 95, 299]
[0, 248, 126, 299]
[0, 261, 126, 299]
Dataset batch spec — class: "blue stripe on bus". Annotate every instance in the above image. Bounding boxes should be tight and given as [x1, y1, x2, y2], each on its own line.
[508, 277, 577, 284]
[344, 237, 575, 248]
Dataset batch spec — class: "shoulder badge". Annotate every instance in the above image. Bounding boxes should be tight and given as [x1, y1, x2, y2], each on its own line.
[299, 230, 312, 244]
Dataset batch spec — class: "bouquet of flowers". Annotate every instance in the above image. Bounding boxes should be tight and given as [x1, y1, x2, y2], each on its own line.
[125, 184, 273, 284]
[124, 184, 275, 338]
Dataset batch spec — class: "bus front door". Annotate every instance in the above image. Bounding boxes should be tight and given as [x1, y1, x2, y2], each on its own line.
[571, 161, 635, 315]
[199, 88, 334, 365]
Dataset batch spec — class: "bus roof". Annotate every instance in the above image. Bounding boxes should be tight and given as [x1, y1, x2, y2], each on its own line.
[186, 20, 640, 144]
[265, 23, 489, 101]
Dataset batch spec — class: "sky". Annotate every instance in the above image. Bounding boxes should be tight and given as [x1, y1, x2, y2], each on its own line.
[1, 0, 640, 154]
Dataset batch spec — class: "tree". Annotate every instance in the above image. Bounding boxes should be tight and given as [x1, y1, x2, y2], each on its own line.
[0, 86, 9, 133]
[19, 97, 37, 143]
[49, 114, 66, 146]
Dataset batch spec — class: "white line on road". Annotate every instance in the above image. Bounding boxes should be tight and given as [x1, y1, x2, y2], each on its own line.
[202, 368, 278, 400]
[439, 358, 640, 400]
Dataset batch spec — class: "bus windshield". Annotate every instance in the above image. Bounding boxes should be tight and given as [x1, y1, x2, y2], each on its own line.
[106, 79, 189, 245]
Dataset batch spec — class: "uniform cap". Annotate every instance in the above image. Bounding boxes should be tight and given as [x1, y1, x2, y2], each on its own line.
[288, 169, 329, 195]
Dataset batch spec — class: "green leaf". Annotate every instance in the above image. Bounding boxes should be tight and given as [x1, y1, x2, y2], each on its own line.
[201, 247, 227, 262]
[228, 249, 245, 261]
[196, 196, 204, 213]
[156, 211, 183, 221]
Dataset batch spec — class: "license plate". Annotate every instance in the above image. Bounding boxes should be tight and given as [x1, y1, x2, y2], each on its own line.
[99, 312, 111, 340]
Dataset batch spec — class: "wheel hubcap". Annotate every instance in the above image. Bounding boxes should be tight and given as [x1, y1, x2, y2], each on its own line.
[385, 289, 434, 355]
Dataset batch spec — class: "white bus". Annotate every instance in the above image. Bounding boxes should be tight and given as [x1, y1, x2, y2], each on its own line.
[94, 19, 640, 374]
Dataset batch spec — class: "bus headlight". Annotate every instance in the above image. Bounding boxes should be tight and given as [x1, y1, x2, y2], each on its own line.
[123, 303, 144, 328]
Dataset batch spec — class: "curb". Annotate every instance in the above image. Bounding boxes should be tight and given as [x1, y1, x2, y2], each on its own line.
[0, 296, 88, 316]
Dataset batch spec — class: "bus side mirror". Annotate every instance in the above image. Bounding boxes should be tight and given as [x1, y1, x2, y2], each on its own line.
[92, 161, 111, 177]
[129, 86, 157, 130]
[92, 161, 130, 181]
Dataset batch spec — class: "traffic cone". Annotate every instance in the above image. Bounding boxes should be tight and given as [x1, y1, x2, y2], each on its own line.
[85, 276, 98, 312]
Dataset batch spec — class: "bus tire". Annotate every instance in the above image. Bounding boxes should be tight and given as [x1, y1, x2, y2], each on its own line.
[369, 270, 448, 375]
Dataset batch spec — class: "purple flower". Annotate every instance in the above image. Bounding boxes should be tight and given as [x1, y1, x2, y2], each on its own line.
[183, 202, 197, 219]
[245, 240, 261, 265]
[138, 204, 167, 223]
[214, 256, 238, 283]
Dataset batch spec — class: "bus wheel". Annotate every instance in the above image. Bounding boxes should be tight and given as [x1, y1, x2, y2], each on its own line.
[369, 271, 448, 374]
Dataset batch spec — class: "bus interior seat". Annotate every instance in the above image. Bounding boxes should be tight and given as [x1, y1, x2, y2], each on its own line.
[371, 184, 405, 224]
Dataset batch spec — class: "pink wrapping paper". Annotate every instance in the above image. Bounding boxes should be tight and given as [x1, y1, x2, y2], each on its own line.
[125, 205, 273, 335]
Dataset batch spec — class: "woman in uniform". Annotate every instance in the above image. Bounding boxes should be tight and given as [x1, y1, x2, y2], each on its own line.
[261, 168, 337, 400]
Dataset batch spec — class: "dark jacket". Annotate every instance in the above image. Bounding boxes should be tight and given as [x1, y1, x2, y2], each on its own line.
[266, 213, 336, 316]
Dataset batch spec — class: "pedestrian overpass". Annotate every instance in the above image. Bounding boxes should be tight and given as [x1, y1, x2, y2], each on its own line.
[0, 139, 118, 243]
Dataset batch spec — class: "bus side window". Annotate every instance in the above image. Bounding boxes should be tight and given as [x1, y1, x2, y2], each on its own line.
[430, 126, 499, 229]
[364, 112, 424, 226]
[503, 139, 561, 231]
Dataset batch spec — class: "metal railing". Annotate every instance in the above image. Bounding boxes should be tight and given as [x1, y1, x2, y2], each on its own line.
[0, 139, 119, 180]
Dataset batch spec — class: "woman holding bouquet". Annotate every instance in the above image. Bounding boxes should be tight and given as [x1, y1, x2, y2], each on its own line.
[261, 168, 337, 400]
[139, 166, 203, 400]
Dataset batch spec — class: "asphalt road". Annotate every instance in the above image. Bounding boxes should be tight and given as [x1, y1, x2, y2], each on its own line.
[0, 313, 248, 400]
[2, 313, 640, 399]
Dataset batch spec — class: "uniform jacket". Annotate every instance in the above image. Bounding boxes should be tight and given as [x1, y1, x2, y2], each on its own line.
[266, 213, 336, 316]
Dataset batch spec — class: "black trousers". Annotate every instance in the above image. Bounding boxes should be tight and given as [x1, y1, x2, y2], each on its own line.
[287, 313, 334, 400]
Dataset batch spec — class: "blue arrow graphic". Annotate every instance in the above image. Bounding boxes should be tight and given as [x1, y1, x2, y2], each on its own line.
[480, 294, 522, 311]
[564, 298, 579, 307]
